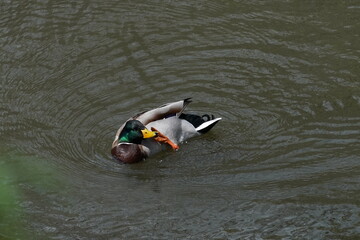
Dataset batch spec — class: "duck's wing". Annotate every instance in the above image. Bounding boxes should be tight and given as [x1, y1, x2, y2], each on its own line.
[135, 98, 192, 125]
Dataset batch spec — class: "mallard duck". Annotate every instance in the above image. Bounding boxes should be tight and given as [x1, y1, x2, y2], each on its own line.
[111, 98, 221, 163]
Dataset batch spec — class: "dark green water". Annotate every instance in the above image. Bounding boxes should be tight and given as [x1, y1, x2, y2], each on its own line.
[1, 0, 360, 239]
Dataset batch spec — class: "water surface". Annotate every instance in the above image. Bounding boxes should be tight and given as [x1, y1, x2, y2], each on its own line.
[1, 0, 360, 239]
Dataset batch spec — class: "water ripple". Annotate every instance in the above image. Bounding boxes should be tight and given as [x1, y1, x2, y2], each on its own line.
[2, 0, 360, 239]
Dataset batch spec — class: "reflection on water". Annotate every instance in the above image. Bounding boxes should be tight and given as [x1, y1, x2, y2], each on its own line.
[1, 0, 360, 239]
[0, 149, 68, 239]
[0, 160, 25, 240]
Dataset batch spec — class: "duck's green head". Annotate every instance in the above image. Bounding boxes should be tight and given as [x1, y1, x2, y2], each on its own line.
[118, 120, 157, 144]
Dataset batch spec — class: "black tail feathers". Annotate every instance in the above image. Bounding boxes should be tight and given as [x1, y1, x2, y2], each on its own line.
[179, 113, 204, 128]
[179, 113, 218, 130]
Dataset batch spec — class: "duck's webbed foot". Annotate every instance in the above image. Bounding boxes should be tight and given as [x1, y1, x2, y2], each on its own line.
[151, 127, 179, 150]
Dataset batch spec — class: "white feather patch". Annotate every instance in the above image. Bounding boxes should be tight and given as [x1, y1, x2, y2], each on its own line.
[195, 118, 222, 132]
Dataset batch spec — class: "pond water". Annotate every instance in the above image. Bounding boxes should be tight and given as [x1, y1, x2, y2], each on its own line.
[1, 0, 360, 239]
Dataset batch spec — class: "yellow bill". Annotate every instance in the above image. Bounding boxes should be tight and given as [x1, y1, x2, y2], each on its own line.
[141, 128, 157, 138]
